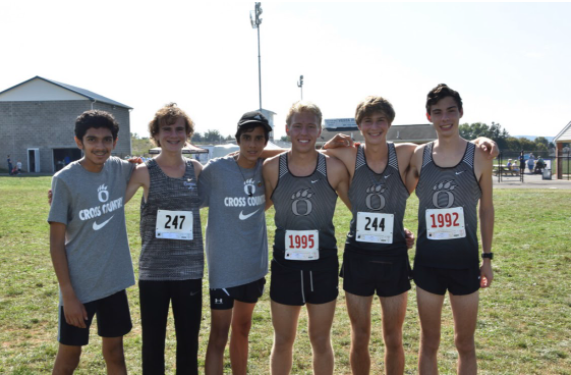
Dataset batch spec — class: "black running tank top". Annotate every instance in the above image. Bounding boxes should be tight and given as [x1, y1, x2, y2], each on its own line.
[415, 142, 481, 269]
[139, 158, 204, 280]
[272, 153, 338, 254]
[346, 143, 409, 255]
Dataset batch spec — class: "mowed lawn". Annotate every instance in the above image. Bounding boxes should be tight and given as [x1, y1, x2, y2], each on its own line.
[0, 176, 570, 375]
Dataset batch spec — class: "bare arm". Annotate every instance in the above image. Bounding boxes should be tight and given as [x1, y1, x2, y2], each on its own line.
[472, 137, 499, 159]
[125, 164, 150, 203]
[405, 145, 424, 194]
[262, 157, 279, 210]
[327, 157, 351, 210]
[49, 222, 88, 328]
[476, 149, 494, 288]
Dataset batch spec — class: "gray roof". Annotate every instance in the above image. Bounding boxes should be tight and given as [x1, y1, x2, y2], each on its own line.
[318, 124, 436, 145]
[0, 76, 132, 109]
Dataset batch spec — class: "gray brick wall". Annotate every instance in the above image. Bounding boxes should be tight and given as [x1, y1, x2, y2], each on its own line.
[0, 101, 131, 173]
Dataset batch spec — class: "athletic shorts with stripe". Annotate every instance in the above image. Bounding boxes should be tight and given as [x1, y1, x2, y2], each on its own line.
[270, 252, 339, 306]
[210, 277, 266, 310]
[58, 290, 132, 346]
[340, 246, 411, 297]
[413, 263, 480, 295]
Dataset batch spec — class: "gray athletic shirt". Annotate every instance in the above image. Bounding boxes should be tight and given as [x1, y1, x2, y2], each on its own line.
[347, 144, 409, 255]
[48, 157, 135, 305]
[415, 142, 481, 269]
[272, 153, 338, 257]
[199, 156, 268, 289]
[139, 158, 204, 281]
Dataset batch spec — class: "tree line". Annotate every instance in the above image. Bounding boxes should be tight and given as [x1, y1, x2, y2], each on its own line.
[459, 122, 554, 153]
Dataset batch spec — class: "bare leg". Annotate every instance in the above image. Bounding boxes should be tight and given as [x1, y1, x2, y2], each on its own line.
[345, 292, 373, 375]
[417, 287, 445, 375]
[229, 301, 257, 375]
[307, 300, 337, 375]
[379, 292, 408, 375]
[270, 301, 302, 375]
[101, 337, 127, 375]
[205, 309, 232, 375]
[450, 291, 479, 375]
[53, 344, 81, 375]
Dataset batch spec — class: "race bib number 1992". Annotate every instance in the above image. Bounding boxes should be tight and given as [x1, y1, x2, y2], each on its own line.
[425, 207, 465, 240]
[156, 210, 193, 241]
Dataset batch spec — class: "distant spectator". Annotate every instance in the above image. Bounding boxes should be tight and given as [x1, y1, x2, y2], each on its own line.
[519, 151, 525, 174]
[507, 159, 513, 170]
[16, 160, 22, 174]
[527, 153, 535, 172]
[535, 157, 546, 172]
[7, 155, 13, 175]
[64, 155, 71, 165]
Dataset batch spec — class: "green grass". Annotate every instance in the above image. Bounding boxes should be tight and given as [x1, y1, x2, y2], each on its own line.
[1, 177, 570, 374]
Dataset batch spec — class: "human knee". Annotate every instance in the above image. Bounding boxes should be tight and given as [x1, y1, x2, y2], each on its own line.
[102, 341, 125, 364]
[420, 332, 440, 353]
[232, 318, 252, 337]
[454, 333, 475, 355]
[383, 329, 403, 352]
[309, 332, 332, 353]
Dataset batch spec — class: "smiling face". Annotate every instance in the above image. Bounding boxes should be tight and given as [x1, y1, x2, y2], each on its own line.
[237, 126, 268, 167]
[358, 111, 391, 145]
[426, 96, 463, 138]
[75, 127, 117, 172]
[286, 111, 321, 153]
[155, 117, 188, 153]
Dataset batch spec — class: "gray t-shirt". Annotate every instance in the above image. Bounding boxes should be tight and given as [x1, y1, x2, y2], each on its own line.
[199, 156, 268, 289]
[48, 157, 136, 305]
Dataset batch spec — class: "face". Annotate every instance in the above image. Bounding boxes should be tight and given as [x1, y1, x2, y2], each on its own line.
[358, 111, 391, 144]
[286, 111, 321, 152]
[75, 127, 117, 172]
[237, 126, 268, 164]
[156, 117, 188, 152]
[426, 96, 463, 137]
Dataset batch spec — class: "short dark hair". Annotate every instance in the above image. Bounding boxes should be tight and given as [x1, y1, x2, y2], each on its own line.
[75, 110, 119, 141]
[235, 122, 270, 144]
[426, 83, 463, 114]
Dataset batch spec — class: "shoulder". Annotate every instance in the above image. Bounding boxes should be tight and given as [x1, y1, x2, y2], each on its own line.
[324, 154, 348, 175]
[263, 153, 281, 168]
[394, 142, 417, 157]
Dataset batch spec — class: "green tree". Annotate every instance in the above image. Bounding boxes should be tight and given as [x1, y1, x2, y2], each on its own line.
[204, 130, 223, 143]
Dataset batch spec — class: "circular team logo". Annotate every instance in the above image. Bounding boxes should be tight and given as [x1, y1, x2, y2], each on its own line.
[431, 180, 456, 208]
[97, 184, 109, 203]
[291, 189, 313, 216]
[244, 178, 256, 196]
[365, 184, 386, 211]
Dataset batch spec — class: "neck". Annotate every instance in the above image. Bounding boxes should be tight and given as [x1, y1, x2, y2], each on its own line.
[235, 154, 257, 169]
[79, 158, 104, 173]
[435, 135, 465, 151]
[156, 150, 185, 166]
[363, 141, 388, 156]
[289, 149, 318, 165]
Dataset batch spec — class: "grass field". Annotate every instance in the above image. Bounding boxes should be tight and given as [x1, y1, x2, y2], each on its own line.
[1, 176, 570, 374]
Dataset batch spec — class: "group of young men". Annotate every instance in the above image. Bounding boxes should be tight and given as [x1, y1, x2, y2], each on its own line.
[48, 83, 496, 375]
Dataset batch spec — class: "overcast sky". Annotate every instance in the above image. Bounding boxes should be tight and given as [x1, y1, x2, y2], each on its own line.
[1, 1, 569, 140]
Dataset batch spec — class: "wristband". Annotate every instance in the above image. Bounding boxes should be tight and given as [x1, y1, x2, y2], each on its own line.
[482, 252, 493, 260]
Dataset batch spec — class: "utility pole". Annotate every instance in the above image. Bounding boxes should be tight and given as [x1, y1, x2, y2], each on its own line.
[250, 3, 263, 110]
[297, 75, 304, 100]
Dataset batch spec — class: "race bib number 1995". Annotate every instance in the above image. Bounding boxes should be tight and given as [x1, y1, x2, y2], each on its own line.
[425, 207, 465, 240]
[156, 210, 193, 241]
[285, 230, 319, 261]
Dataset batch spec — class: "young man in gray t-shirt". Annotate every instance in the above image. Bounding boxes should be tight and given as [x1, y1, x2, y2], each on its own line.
[48, 110, 135, 374]
[200, 111, 272, 375]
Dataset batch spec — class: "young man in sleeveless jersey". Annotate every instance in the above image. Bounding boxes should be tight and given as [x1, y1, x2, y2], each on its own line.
[126, 104, 204, 374]
[407, 84, 494, 375]
[48, 110, 135, 374]
[263, 101, 350, 375]
[200, 111, 272, 375]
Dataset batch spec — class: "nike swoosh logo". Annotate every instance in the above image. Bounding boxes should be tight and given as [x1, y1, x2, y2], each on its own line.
[92, 215, 114, 231]
[239, 210, 259, 220]
[384, 174, 392, 179]
[189, 291, 200, 297]
[456, 171, 465, 175]
[311, 180, 319, 184]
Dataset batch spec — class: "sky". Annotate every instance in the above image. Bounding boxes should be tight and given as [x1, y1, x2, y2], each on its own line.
[1, 1, 570, 141]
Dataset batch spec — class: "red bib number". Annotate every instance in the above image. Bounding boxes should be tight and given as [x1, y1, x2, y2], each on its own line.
[285, 230, 319, 261]
[425, 207, 465, 240]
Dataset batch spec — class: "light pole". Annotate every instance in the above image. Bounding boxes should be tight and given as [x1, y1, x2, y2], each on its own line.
[297, 75, 304, 100]
[250, 3, 263, 110]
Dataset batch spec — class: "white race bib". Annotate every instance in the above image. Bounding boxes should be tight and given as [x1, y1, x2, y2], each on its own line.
[425, 207, 465, 240]
[156, 210, 193, 241]
[356, 212, 394, 244]
[285, 230, 319, 261]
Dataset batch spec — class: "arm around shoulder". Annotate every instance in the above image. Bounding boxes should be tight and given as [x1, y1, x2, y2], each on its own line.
[262, 156, 280, 209]
[125, 164, 150, 203]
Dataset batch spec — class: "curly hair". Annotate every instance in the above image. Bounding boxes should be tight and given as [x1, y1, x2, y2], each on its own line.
[148, 103, 194, 147]
[75, 110, 119, 141]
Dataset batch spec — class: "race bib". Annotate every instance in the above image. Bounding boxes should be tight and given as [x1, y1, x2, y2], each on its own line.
[156, 210, 193, 240]
[425, 207, 465, 240]
[285, 230, 319, 261]
[356, 212, 394, 244]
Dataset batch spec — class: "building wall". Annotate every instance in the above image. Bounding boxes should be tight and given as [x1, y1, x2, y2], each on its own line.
[0, 101, 131, 173]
